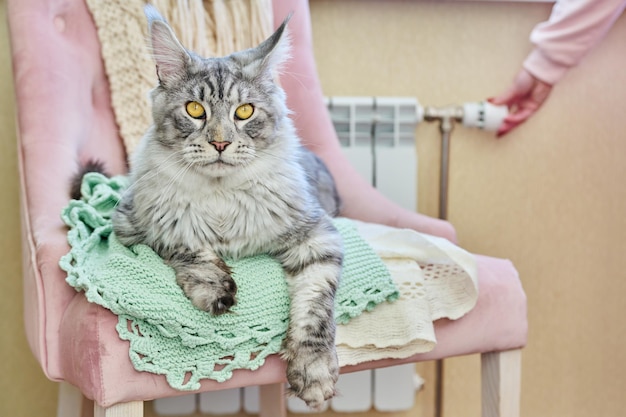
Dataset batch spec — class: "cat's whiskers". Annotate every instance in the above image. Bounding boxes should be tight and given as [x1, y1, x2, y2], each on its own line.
[254, 147, 289, 163]
[113, 151, 186, 209]
[236, 159, 258, 187]
[155, 159, 193, 210]
[128, 151, 183, 190]
[280, 69, 310, 91]
[294, 136, 316, 149]
[235, 146, 275, 179]
[150, 160, 194, 238]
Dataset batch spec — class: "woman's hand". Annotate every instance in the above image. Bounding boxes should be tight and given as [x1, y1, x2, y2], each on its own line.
[489, 68, 553, 137]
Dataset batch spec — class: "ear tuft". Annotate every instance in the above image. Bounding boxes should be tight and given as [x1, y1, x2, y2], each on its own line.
[236, 13, 292, 80]
[144, 5, 191, 87]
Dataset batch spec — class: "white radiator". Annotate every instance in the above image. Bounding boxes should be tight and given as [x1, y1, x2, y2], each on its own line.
[154, 96, 423, 415]
[327, 96, 419, 211]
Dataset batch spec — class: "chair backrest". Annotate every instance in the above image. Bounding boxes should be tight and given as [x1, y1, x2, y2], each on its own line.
[8, 0, 127, 379]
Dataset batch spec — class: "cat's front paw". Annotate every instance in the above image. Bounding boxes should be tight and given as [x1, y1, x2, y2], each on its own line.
[177, 269, 237, 315]
[285, 348, 339, 410]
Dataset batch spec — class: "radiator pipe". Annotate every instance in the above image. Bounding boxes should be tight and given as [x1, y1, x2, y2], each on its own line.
[423, 105, 463, 221]
[422, 101, 507, 417]
[423, 105, 463, 417]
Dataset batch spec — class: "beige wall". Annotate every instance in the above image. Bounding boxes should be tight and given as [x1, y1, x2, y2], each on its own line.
[2, 1, 626, 416]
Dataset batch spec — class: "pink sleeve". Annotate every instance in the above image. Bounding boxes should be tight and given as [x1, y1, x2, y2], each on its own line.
[523, 0, 626, 85]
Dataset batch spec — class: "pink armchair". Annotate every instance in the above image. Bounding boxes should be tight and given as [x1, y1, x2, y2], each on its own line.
[7, 0, 527, 416]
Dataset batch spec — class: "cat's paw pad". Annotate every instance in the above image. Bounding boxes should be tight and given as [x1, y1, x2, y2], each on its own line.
[182, 274, 238, 315]
[286, 351, 338, 410]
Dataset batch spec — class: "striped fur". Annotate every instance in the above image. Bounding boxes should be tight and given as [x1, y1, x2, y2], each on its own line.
[111, 6, 342, 408]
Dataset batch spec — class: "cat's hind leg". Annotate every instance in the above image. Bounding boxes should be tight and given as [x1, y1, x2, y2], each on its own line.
[274, 217, 343, 409]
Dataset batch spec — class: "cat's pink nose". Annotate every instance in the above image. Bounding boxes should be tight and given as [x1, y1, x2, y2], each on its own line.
[210, 141, 230, 152]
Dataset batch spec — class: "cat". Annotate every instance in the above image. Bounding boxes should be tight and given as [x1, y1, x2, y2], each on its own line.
[107, 5, 343, 409]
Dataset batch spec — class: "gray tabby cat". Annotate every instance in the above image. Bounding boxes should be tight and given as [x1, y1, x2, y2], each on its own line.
[113, 5, 342, 408]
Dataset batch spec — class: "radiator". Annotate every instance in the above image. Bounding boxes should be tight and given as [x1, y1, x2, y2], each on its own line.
[154, 96, 424, 415]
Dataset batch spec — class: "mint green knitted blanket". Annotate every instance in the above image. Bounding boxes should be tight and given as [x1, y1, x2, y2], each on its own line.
[60, 173, 398, 391]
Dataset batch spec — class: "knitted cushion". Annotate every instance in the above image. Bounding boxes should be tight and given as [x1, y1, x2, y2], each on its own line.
[59, 173, 398, 390]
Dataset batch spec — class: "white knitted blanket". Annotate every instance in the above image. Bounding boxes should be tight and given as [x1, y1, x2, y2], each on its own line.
[86, 0, 478, 366]
[337, 221, 477, 365]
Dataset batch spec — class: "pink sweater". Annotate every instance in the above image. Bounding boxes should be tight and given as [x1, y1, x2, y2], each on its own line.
[523, 0, 626, 85]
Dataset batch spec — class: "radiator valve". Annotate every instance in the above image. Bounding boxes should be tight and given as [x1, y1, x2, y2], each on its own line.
[423, 101, 508, 132]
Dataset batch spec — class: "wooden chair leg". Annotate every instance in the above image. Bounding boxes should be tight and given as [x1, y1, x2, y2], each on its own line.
[259, 382, 287, 417]
[481, 349, 522, 417]
[94, 400, 143, 417]
[57, 382, 86, 417]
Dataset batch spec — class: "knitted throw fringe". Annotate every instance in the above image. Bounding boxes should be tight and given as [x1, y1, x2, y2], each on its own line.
[85, 0, 273, 155]
[59, 173, 398, 390]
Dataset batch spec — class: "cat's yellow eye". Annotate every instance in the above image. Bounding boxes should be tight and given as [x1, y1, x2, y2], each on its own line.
[186, 101, 206, 119]
[234, 103, 254, 120]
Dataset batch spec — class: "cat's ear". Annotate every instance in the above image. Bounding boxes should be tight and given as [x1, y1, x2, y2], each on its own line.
[236, 14, 292, 80]
[144, 5, 192, 88]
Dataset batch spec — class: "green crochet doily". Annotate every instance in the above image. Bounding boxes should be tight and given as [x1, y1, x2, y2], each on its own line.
[60, 173, 398, 390]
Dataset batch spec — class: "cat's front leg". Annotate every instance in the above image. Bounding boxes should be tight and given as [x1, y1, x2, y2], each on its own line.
[164, 246, 237, 315]
[274, 218, 343, 409]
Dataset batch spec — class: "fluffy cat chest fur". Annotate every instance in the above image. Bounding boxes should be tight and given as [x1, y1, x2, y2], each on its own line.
[132, 164, 306, 258]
